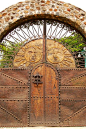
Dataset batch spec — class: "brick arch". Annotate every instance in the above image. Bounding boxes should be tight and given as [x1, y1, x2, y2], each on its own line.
[0, 0, 86, 41]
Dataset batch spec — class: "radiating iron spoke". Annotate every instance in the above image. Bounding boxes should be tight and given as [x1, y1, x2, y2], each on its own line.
[0, 19, 86, 68]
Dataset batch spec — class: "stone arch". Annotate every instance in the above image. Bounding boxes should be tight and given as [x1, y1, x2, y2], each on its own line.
[0, 1, 86, 127]
[0, 0, 86, 41]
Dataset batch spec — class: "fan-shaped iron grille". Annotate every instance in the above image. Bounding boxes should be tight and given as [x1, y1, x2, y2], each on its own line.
[0, 19, 86, 68]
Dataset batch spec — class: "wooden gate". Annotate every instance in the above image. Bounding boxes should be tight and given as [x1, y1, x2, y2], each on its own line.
[0, 20, 86, 127]
[0, 67, 86, 127]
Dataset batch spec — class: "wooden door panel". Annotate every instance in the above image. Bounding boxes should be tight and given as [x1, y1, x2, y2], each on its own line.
[0, 69, 29, 127]
[31, 64, 44, 97]
[61, 106, 86, 126]
[67, 107, 86, 126]
[60, 69, 86, 86]
[30, 97, 44, 126]
[30, 63, 59, 126]
[0, 100, 28, 127]
[60, 101, 86, 122]
[60, 87, 86, 100]
[45, 97, 59, 123]
[45, 64, 59, 96]
[30, 64, 44, 126]
[45, 64, 59, 125]
[0, 108, 23, 127]
[59, 69, 86, 126]
[0, 87, 28, 99]
[0, 69, 28, 85]
[0, 74, 19, 86]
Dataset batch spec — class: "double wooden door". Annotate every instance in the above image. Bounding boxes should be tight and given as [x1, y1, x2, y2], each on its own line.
[30, 63, 59, 126]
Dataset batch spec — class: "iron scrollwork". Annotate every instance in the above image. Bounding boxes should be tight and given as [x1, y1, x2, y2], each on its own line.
[0, 20, 86, 68]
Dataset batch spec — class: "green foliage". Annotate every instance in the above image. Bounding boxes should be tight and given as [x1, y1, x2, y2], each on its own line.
[0, 42, 22, 67]
[0, 33, 85, 68]
[56, 34, 85, 52]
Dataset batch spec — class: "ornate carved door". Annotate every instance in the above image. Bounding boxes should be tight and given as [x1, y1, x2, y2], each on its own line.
[30, 63, 59, 126]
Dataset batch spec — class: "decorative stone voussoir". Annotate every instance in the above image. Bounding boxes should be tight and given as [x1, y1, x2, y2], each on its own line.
[0, 0, 86, 41]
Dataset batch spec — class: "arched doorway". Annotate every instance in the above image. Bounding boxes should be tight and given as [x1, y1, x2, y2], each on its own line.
[0, 1, 86, 127]
[30, 63, 59, 126]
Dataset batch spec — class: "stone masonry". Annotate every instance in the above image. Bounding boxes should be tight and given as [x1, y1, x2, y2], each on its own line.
[0, 0, 86, 41]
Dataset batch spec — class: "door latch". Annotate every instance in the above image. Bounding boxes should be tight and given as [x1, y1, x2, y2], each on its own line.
[33, 73, 43, 86]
